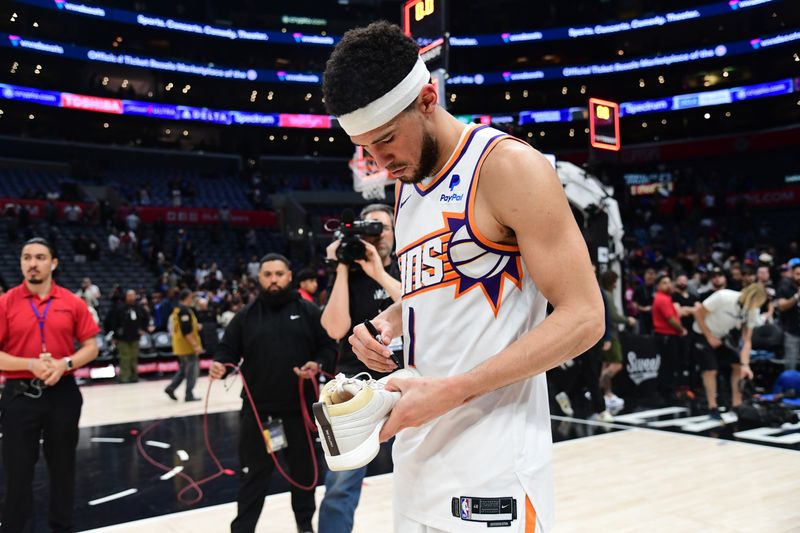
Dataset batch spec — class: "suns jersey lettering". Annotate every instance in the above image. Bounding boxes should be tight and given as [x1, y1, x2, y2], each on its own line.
[391, 124, 554, 532]
[399, 238, 445, 294]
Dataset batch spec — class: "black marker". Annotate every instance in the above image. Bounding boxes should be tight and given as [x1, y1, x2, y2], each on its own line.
[363, 319, 401, 368]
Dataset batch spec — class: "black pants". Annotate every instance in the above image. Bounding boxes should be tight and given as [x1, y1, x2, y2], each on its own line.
[231, 411, 316, 533]
[580, 343, 606, 414]
[548, 344, 605, 415]
[0, 376, 82, 533]
[655, 334, 681, 400]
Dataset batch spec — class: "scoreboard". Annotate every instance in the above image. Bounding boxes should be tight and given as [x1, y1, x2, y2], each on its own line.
[588, 98, 621, 151]
[402, 0, 448, 71]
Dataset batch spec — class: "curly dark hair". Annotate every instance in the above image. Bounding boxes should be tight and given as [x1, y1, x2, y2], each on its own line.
[323, 20, 420, 117]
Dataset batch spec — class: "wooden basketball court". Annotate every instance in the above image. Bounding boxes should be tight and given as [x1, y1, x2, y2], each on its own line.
[55, 378, 798, 532]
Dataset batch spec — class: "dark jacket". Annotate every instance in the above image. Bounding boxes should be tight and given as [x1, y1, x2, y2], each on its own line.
[215, 291, 336, 413]
[105, 303, 149, 342]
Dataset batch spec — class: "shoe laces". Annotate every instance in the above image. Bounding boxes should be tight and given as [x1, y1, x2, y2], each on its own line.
[329, 372, 385, 403]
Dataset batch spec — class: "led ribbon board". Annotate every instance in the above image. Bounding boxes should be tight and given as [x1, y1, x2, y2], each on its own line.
[4, 28, 799, 86]
[14, 0, 780, 47]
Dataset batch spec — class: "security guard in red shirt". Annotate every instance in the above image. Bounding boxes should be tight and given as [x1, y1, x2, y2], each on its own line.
[0, 237, 99, 532]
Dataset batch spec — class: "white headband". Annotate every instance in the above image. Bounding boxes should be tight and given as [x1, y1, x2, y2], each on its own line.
[337, 57, 430, 137]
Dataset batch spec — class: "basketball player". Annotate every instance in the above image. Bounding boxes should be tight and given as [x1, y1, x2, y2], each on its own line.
[323, 22, 604, 532]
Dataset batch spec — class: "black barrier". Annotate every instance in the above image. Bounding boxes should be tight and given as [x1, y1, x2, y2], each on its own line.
[613, 333, 661, 404]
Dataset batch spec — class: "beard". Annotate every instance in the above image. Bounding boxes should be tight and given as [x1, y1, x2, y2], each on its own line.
[260, 285, 296, 309]
[398, 129, 439, 184]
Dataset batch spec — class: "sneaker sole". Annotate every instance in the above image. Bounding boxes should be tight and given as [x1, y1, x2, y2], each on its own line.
[321, 416, 386, 472]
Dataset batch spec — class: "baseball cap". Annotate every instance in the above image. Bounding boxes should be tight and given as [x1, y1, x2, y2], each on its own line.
[711, 267, 725, 276]
[759, 253, 774, 265]
[788, 257, 800, 268]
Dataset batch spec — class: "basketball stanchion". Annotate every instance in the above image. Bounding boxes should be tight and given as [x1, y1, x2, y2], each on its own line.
[350, 145, 393, 200]
[135, 363, 336, 506]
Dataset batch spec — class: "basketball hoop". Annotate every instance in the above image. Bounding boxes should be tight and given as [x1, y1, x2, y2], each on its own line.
[350, 146, 393, 200]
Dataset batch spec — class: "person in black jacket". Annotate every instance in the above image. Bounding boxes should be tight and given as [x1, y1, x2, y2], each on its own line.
[105, 289, 149, 383]
[210, 253, 336, 533]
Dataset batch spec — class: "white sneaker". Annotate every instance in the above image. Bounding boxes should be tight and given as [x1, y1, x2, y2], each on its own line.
[590, 411, 614, 423]
[555, 392, 574, 417]
[313, 368, 419, 471]
[605, 394, 625, 415]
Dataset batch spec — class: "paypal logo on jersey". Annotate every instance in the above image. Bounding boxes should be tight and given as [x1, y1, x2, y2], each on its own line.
[440, 174, 463, 202]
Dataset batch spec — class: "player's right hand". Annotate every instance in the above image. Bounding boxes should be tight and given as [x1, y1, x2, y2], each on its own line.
[209, 361, 226, 380]
[349, 318, 396, 373]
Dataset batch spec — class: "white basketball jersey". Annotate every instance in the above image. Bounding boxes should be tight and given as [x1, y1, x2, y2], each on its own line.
[392, 124, 553, 532]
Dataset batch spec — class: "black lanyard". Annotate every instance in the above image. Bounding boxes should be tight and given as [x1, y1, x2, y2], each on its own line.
[29, 298, 53, 353]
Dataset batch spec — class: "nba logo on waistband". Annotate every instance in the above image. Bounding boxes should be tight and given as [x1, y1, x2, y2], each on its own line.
[460, 497, 471, 519]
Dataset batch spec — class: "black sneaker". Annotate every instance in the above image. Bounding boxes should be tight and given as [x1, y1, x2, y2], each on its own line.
[164, 388, 177, 401]
[185, 396, 201, 402]
[709, 408, 722, 422]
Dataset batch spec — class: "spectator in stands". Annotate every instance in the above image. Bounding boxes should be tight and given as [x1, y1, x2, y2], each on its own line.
[76, 277, 101, 308]
[210, 253, 336, 533]
[245, 228, 258, 251]
[138, 187, 151, 206]
[72, 234, 89, 263]
[86, 236, 101, 261]
[44, 200, 58, 226]
[171, 186, 182, 207]
[195, 262, 210, 286]
[693, 284, 767, 420]
[633, 268, 657, 334]
[698, 267, 727, 300]
[688, 264, 712, 297]
[218, 297, 242, 329]
[64, 204, 82, 224]
[126, 208, 140, 232]
[219, 204, 231, 229]
[776, 260, 800, 370]
[599, 271, 632, 414]
[296, 268, 318, 304]
[165, 289, 202, 402]
[247, 255, 260, 279]
[108, 230, 120, 254]
[233, 257, 247, 280]
[195, 297, 219, 357]
[106, 290, 149, 383]
[652, 275, 687, 403]
[18, 204, 32, 239]
[741, 266, 756, 288]
[729, 265, 744, 291]
[154, 290, 175, 332]
[756, 265, 774, 292]
[672, 273, 699, 394]
[108, 283, 123, 308]
[4, 203, 19, 242]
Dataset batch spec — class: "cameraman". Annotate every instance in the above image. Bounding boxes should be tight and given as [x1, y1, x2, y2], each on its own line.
[317, 203, 401, 533]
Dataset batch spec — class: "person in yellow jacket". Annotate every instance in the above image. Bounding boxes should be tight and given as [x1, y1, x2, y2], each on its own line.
[165, 289, 203, 402]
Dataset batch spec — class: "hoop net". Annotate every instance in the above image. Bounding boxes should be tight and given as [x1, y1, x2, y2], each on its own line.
[349, 146, 393, 200]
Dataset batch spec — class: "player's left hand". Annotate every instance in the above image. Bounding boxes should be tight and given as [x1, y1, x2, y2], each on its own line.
[740, 364, 753, 381]
[379, 376, 466, 441]
[293, 361, 320, 379]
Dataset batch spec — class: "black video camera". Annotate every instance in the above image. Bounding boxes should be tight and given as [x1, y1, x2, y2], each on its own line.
[332, 209, 383, 264]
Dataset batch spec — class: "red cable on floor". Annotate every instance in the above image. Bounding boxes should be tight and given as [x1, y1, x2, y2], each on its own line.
[135, 363, 334, 506]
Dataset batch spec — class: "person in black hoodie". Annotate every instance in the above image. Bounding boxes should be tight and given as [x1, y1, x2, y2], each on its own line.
[105, 289, 149, 383]
[210, 253, 336, 533]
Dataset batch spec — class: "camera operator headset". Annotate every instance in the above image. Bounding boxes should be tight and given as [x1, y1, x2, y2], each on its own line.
[317, 203, 402, 533]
